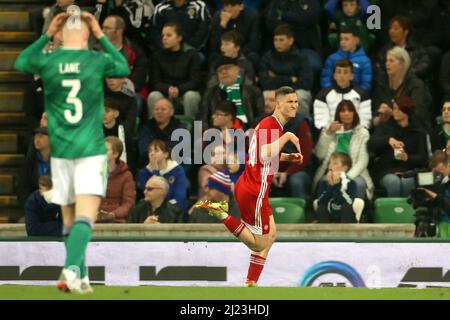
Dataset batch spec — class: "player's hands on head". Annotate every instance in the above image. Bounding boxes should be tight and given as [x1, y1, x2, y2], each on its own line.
[81, 11, 104, 39]
[46, 12, 68, 38]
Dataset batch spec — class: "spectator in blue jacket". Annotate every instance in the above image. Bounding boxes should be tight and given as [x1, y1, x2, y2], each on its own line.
[259, 23, 313, 117]
[137, 139, 188, 212]
[25, 175, 62, 237]
[321, 26, 372, 92]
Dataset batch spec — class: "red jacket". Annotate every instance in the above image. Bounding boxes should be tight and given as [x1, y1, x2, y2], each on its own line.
[100, 161, 136, 223]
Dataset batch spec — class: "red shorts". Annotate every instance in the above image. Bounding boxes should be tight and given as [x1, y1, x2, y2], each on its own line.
[234, 179, 272, 235]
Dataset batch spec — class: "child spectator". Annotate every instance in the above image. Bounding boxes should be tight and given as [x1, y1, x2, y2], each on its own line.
[25, 175, 62, 236]
[97, 136, 136, 223]
[147, 22, 202, 119]
[128, 176, 183, 223]
[208, 30, 255, 87]
[189, 169, 240, 222]
[259, 24, 313, 117]
[210, 0, 261, 68]
[315, 152, 358, 223]
[103, 96, 137, 174]
[324, 0, 375, 52]
[314, 57, 371, 130]
[137, 139, 188, 212]
[321, 26, 372, 92]
[430, 101, 450, 152]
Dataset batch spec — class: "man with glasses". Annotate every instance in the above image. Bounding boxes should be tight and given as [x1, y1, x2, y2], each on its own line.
[128, 176, 183, 223]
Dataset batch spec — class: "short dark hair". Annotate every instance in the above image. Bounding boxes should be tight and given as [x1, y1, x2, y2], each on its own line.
[222, 0, 243, 5]
[334, 57, 354, 73]
[213, 100, 237, 120]
[148, 139, 171, 160]
[163, 21, 184, 38]
[104, 96, 123, 114]
[274, 23, 294, 38]
[334, 100, 360, 128]
[430, 150, 448, 168]
[275, 86, 296, 100]
[340, 25, 359, 37]
[38, 175, 52, 189]
[221, 30, 243, 47]
[330, 152, 352, 169]
[390, 15, 412, 32]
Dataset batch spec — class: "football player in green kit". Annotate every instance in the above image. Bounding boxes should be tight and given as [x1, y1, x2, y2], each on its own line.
[15, 11, 129, 293]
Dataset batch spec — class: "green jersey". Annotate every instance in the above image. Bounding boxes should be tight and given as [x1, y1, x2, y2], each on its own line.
[15, 35, 129, 158]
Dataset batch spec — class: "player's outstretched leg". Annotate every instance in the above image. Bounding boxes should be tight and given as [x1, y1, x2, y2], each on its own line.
[245, 215, 276, 286]
[196, 200, 271, 252]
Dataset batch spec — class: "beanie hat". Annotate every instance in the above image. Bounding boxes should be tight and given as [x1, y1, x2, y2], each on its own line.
[208, 169, 232, 195]
[394, 96, 416, 116]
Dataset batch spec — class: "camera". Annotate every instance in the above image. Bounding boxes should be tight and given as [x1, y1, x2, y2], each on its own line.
[407, 171, 443, 237]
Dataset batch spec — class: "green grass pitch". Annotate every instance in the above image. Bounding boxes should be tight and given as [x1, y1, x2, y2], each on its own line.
[0, 285, 449, 300]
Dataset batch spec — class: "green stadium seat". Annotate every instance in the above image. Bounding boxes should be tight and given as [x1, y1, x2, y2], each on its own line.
[437, 222, 450, 238]
[374, 197, 415, 223]
[174, 114, 194, 132]
[269, 197, 306, 223]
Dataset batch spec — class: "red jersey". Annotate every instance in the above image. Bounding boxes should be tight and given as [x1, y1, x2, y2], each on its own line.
[237, 115, 283, 198]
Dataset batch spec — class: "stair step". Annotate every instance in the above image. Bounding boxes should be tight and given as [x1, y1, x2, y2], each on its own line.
[0, 112, 26, 124]
[0, 195, 18, 206]
[0, 207, 22, 223]
[0, 51, 19, 71]
[0, 71, 31, 83]
[0, 12, 30, 31]
[0, 216, 8, 223]
[0, 174, 14, 195]
[0, 31, 35, 43]
[0, 133, 17, 153]
[0, 91, 23, 112]
[0, 154, 24, 167]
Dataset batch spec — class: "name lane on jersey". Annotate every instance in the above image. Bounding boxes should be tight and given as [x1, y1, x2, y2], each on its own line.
[59, 62, 80, 74]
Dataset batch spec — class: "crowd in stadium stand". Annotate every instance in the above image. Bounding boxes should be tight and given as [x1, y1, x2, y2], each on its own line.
[20, 0, 450, 232]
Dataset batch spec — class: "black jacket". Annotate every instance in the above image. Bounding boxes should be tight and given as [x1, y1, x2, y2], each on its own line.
[210, 9, 261, 56]
[368, 117, 428, 180]
[150, 0, 211, 51]
[372, 71, 432, 130]
[440, 51, 450, 101]
[150, 46, 202, 95]
[25, 190, 62, 237]
[265, 0, 322, 54]
[127, 199, 183, 223]
[259, 46, 313, 91]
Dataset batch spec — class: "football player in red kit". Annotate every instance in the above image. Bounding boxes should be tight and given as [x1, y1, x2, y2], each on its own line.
[196, 86, 303, 286]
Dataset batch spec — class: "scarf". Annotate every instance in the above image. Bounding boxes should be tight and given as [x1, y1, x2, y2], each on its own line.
[220, 76, 247, 123]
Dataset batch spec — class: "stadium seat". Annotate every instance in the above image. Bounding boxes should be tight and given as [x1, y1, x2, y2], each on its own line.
[437, 222, 450, 238]
[174, 114, 194, 132]
[374, 198, 415, 223]
[269, 197, 306, 223]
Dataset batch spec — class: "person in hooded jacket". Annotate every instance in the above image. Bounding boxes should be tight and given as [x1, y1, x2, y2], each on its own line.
[98, 136, 136, 223]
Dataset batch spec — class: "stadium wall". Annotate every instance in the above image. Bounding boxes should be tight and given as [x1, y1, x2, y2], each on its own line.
[0, 240, 449, 288]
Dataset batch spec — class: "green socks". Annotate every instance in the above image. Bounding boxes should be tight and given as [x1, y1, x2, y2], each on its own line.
[63, 218, 92, 278]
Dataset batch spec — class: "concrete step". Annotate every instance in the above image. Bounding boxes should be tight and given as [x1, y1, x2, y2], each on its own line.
[0, 112, 27, 125]
[0, 216, 8, 223]
[0, 31, 35, 44]
[0, 174, 14, 195]
[0, 195, 17, 206]
[0, 133, 17, 153]
[0, 12, 30, 31]
[0, 51, 19, 71]
[0, 154, 24, 168]
[0, 91, 23, 112]
[0, 71, 31, 83]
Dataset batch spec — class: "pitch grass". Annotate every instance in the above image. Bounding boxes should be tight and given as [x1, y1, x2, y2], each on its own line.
[0, 285, 449, 300]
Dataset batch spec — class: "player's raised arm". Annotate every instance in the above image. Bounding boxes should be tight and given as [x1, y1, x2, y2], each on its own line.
[81, 11, 129, 78]
[15, 12, 67, 74]
[261, 131, 301, 161]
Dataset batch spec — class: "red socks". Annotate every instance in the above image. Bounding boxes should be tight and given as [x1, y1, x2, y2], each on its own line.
[222, 215, 245, 237]
[246, 254, 266, 284]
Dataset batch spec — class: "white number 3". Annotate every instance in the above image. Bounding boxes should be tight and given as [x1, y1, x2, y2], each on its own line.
[62, 79, 83, 124]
